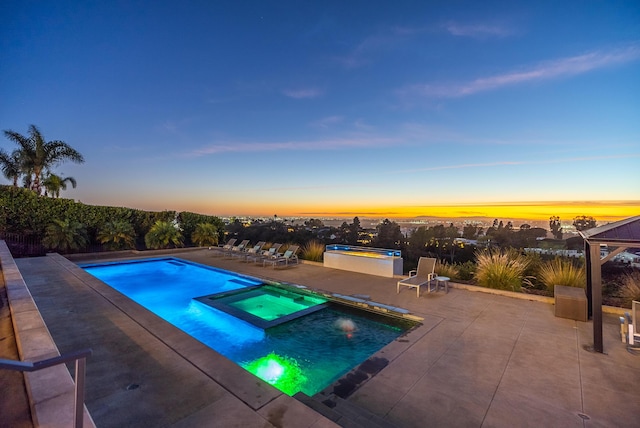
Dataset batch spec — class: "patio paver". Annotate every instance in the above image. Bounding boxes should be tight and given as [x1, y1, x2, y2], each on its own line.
[6, 248, 640, 427]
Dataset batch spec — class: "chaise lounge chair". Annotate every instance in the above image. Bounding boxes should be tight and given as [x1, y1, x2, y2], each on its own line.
[249, 243, 282, 264]
[397, 257, 436, 297]
[210, 238, 237, 256]
[237, 241, 266, 261]
[263, 245, 299, 268]
[224, 239, 250, 258]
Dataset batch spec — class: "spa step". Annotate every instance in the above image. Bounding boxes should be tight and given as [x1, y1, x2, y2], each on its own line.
[295, 393, 396, 428]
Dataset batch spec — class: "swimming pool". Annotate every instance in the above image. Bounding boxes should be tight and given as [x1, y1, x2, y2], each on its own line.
[82, 257, 412, 396]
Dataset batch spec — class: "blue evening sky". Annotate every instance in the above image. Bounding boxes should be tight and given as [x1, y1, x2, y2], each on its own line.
[1, 1, 639, 220]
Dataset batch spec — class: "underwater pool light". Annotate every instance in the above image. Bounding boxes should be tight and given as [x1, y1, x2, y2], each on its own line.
[243, 352, 307, 396]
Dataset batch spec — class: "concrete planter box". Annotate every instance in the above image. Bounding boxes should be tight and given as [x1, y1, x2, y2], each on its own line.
[554, 285, 587, 322]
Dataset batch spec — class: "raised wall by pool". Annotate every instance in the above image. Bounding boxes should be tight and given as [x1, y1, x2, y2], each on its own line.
[323, 245, 403, 278]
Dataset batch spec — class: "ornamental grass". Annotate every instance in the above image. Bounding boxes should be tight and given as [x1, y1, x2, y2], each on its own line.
[538, 257, 586, 293]
[435, 260, 459, 279]
[474, 248, 530, 292]
[301, 240, 325, 262]
[620, 272, 640, 306]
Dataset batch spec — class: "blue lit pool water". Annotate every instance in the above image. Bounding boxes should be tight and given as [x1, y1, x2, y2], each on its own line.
[82, 257, 411, 396]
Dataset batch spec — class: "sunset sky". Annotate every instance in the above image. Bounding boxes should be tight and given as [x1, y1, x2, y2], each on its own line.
[1, 1, 639, 223]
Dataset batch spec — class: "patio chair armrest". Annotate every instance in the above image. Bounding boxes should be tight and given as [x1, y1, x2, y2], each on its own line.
[408, 269, 417, 277]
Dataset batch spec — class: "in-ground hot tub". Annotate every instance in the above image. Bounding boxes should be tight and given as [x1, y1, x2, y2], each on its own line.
[323, 245, 403, 278]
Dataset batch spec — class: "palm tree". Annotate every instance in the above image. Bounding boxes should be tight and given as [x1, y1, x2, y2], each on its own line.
[42, 219, 88, 253]
[191, 223, 219, 247]
[98, 220, 137, 250]
[0, 148, 23, 186]
[42, 173, 77, 198]
[145, 220, 183, 249]
[3, 124, 84, 195]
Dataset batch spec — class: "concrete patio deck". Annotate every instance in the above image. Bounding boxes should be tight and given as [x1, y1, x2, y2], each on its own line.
[5, 247, 640, 427]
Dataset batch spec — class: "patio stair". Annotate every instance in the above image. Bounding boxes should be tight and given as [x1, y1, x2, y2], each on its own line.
[295, 393, 396, 428]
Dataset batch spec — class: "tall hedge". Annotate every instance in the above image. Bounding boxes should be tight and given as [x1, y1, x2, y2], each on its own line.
[0, 185, 223, 249]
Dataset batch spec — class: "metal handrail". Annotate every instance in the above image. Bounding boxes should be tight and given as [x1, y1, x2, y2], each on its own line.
[0, 348, 92, 428]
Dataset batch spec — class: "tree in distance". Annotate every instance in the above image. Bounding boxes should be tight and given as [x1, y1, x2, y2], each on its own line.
[573, 216, 597, 232]
[2, 124, 84, 195]
[42, 173, 77, 198]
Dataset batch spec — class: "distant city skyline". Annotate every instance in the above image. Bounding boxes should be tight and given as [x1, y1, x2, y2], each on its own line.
[2, 1, 638, 220]
[186, 202, 634, 227]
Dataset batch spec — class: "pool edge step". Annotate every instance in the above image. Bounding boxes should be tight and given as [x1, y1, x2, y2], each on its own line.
[294, 393, 397, 428]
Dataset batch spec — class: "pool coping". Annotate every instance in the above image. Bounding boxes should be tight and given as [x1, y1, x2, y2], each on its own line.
[73, 254, 424, 401]
[42, 251, 431, 425]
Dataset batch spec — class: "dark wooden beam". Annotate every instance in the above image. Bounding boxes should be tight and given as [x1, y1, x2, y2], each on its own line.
[589, 242, 603, 353]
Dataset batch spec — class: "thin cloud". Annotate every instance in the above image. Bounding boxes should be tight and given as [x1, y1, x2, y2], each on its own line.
[282, 88, 323, 99]
[353, 119, 375, 131]
[392, 26, 428, 36]
[399, 161, 525, 173]
[190, 136, 398, 156]
[335, 54, 370, 69]
[215, 183, 358, 193]
[161, 117, 196, 134]
[301, 211, 404, 216]
[395, 153, 640, 173]
[310, 115, 344, 129]
[444, 21, 513, 38]
[335, 26, 425, 69]
[403, 44, 640, 98]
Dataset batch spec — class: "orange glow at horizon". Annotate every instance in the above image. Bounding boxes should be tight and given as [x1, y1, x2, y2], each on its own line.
[287, 201, 640, 222]
[112, 196, 639, 223]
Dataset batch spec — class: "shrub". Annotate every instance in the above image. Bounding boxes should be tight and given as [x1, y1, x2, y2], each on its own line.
[301, 240, 324, 262]
[435, 260, 458, 279]
[474, 248, 530, 292]
[279, 243, 292, 253]
[457, 261, 476, 281]
[620, 272, 640, 306]
[98, 220, 136, 250]
[191, 223, 219, 247]
[42, 219, 88, 253]
[144, 220, 183, 249]
[523, 252, 543, 278]
[0, 185, 223, 254]
[538, 257, 586, 293]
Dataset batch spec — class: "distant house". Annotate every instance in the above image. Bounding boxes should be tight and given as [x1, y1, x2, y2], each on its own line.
[455, 238, 478, 246]
[524, 248, 583, 258]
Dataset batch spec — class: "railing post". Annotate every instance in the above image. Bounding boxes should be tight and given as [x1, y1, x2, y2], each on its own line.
[74, 357, 87, 428]
[0, 349, 91, 427]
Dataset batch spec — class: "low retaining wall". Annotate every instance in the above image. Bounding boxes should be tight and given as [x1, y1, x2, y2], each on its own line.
[0, 241, 95, 427]
[447, 281, 627, 315]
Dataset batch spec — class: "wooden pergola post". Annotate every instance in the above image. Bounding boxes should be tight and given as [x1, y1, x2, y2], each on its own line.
[585, 241, 592, 319]
[580, 215, 640, 354]
[587, 241, 603, 353]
